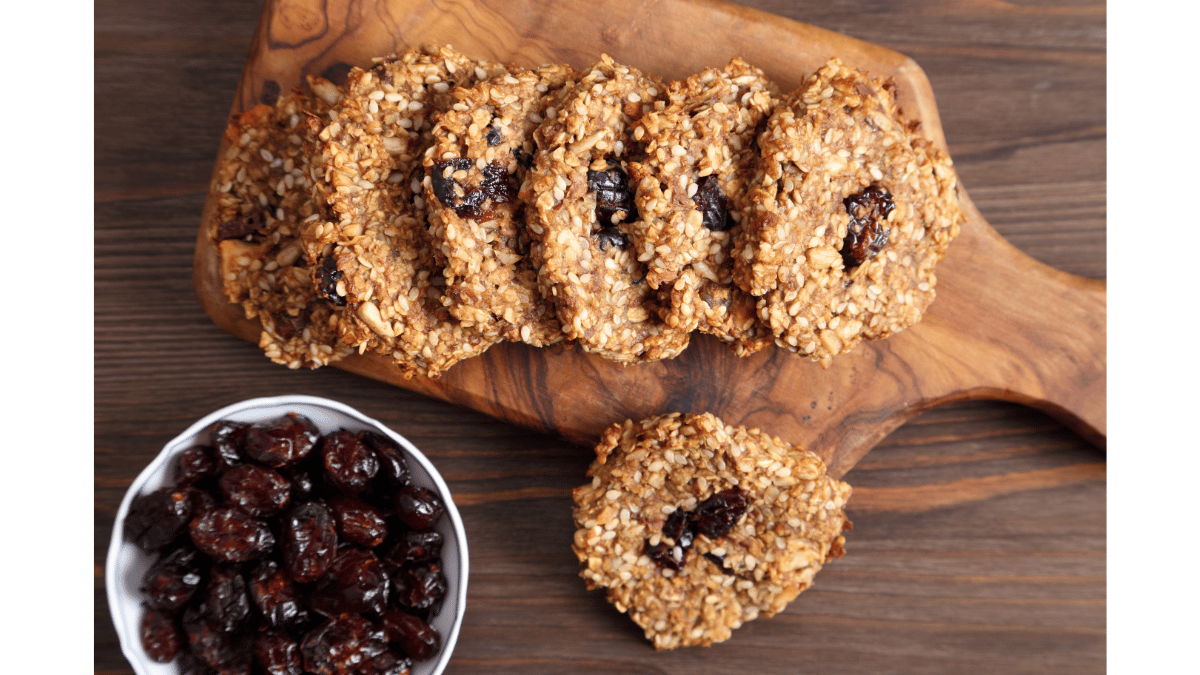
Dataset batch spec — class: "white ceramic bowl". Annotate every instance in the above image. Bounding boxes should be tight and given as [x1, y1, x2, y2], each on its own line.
[106, 395, 469, 675]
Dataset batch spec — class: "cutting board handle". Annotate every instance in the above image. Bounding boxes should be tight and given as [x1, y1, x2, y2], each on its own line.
[915, 195, 1106, 447]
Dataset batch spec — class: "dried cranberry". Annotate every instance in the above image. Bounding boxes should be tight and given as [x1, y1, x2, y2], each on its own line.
[218, 464, 292, 517]
[244, 413, 320, 468]
[249, 559, 311, 633]
[210, 420, 250, 470]
[383, 531, 443, 567]
[309, 548, 390, 617]
[125, 487, 197, 553]
[841, 185, 894, 268]
[587, 163, 637, 225]
[330, 496, 389, 548]
[382, 609, 441, 662]
[189, 507, 276, 563]
[301, 614, 388, 675]
[140, 606, 183, 662]
[175, 445, 219, 488]
[322, 430, 379, 494]
[254, 629, 303, 675]
[282, 501, 339, 583]
[692, 174, 731, 231]
[694, 488, 748, 539]
[315, 254, 347, 307]
[393, 486, 444, 531]
[217, 211, 267, 241]
[141, 544, 204, 612]
[390, 563, 447, 612]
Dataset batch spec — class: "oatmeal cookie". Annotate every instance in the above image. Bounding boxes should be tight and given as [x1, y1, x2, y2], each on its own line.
[735, 58, 963, 365]
[423, 64, 578, 346]
[526, 55, 690, 363]
[211, 78, 353, 369]
[572, 412, 852, 649]
[302, 45, 507, 378]
[626, 58, 777, 355]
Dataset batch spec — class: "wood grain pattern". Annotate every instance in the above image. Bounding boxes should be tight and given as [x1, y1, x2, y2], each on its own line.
[96, 0, 1106, 672]
[194, 0, 1105, 476]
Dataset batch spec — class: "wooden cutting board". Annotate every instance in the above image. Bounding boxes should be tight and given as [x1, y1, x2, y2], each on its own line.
[192, 0, 1106, 477]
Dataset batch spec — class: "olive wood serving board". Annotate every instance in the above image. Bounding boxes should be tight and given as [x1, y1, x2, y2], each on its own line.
[193, 0, 1106, 477]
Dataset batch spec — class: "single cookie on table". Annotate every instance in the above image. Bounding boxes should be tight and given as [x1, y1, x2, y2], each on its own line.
[735, 58, 963, 365]
[211, 77, 353, 369]
[626, 57, 778, 356]
[302, 45, 508, 378]
[423, 63, 579, 347]
[525, 55, 690, 364]
[572, 412, 852, 650]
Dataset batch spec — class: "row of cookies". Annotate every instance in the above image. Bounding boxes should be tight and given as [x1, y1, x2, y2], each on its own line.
[211, 44, 962, 377]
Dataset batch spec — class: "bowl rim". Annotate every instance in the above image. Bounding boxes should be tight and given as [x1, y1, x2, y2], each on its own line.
[104, 394, 470, 675]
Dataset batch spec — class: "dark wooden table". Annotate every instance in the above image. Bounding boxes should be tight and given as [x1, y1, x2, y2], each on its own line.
[95, 1, 1105, 673]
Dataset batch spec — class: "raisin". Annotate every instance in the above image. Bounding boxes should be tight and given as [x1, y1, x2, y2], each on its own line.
[661, 509, 695, 548]
[694, 488, 748, 539]
[841, 185, 894, 268]
[430, 159, 516, 218]
[175, 445, 219, 488]
[140, 606, 183, 662]
[513, 148, 533, 170]
[183, 605, 238, 668]
[321, 62, 354, 87]
[249, 559, 311, 633]
[272, 308, 309, 340]
[587, 163, 638, 225]
[390, 563, 447, 613]
[177, 650, 219, 675]
[217, 211, 267, 241]
[484, 126, 502, 146]
[692, 175, 731, 231]
[309, 548, 390, 617]
[355, 649, 413, 675]
[141, 544, 204, 612]
[383, 531, 443, 567]
[301, 614, 388, 675]
[360, 431, 410, 490]
[315, 254, 347, 307]
[244, 413, 320, 468]
[322, 430, 380, 494]
[254, 629, 303, 675]
[189, 507, 276, 563]
[210, 420, 250, 470]
[285, 466, 319, 502]
[703, 552, 734, 575]
[205, 564, 253, 634]
[329, 496, 389, 548]
[393, 486, 444, 531]
[644, 540, 685, 571]
[595, 225, 627, 251]
[260, 80, 281, 106]
[282, 501, 339, 583]
[218, 464, 292, 517]
[125, 487, 198, 553]
[381, 610, 441, 662]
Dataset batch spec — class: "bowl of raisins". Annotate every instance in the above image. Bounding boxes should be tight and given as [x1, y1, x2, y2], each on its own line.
[105, 395, 469, 675]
